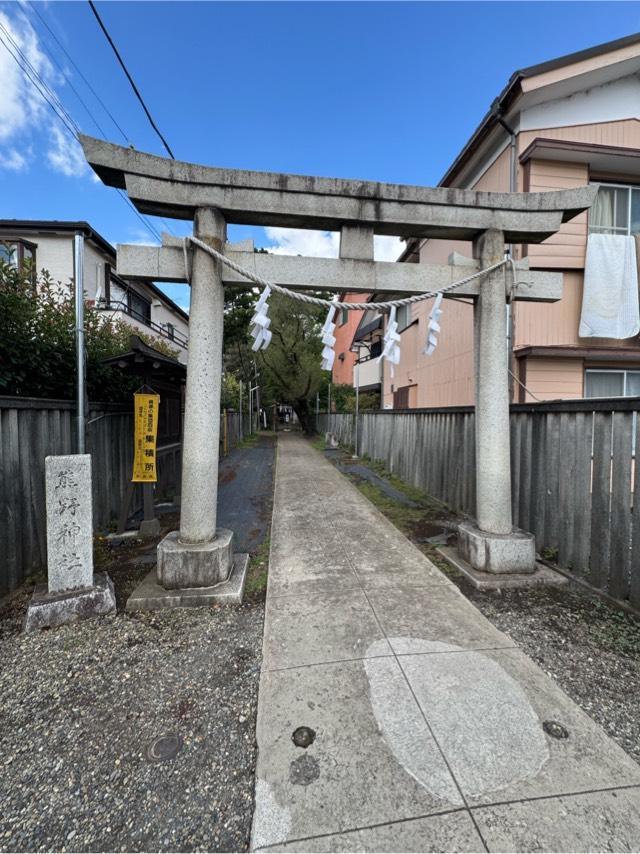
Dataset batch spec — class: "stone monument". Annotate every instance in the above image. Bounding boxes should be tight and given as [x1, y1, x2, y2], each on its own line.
[24, 455, 116, 631]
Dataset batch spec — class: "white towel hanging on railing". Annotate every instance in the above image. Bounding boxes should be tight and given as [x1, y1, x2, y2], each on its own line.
[579, 234, 640, 339]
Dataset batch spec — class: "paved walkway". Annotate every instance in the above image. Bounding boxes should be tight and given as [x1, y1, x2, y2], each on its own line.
[251, 434, 640, 853]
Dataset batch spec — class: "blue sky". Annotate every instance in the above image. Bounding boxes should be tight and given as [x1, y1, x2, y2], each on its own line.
[1, 0, 640, 310]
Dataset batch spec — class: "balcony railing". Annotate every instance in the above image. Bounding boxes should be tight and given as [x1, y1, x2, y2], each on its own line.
[97, 300, 188, 349]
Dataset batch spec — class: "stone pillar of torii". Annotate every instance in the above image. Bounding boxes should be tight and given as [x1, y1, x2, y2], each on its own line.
[80, 136, 595, 602]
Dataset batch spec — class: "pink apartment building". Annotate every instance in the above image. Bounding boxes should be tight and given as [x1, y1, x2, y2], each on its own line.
[335, 33, 640, 407]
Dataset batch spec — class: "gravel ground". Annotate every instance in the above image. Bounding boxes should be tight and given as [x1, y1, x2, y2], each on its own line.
[0, 598, 264, 853]
[0, 436, 275, 853]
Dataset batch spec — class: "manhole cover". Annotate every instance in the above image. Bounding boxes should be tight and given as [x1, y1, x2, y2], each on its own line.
[543, 720, 569, 740]
[146, 734, 183, 762]
[292, 726, 316, 748]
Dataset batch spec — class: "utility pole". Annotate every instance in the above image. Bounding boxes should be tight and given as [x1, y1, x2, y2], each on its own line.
[74, 233, 86, 454]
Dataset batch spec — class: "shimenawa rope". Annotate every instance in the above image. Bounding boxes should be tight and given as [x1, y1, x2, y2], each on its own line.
[183, 236, 512, 312]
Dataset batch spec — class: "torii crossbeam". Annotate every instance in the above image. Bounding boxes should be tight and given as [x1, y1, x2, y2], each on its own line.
[80, 135, 596, 602]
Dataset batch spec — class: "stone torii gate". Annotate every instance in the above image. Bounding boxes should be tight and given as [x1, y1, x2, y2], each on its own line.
[80, 135, 595, 604]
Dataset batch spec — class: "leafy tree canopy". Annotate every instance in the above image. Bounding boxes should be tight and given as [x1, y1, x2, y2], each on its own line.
[0, 261, 179, 402]
[256, 292, 330, 433]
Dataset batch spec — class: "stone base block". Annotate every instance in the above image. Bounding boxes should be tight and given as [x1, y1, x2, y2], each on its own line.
[157, 529, 234, 589]
[437, 546, 567, 591]
[126, 553, 249, 611]
[24, 572, 116, 632]
[138, 518, 161, 537]
[458, 522, 536, 574]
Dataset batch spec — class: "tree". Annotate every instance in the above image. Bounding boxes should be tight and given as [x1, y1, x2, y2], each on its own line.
[257, 293, 329, 434]
[223, 286, 258, 387]
[330, 383, 380, 412]
[0, 261, 179, 402]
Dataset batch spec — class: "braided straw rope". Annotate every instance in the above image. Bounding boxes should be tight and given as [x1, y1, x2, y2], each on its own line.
[185, 236, 511, 312]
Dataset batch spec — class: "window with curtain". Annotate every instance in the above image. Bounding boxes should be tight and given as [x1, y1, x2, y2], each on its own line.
[128, 290, 151, 324]
[585, 369, 640, 397]
[397, 304, 412, 331]
[590, 184, 640, 236]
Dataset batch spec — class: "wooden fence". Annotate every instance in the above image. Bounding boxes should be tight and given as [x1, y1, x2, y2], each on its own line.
[0, 398, 257, 597]
[320, 396, 640, 609]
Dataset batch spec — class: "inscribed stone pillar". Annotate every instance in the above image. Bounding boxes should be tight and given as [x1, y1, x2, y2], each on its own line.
[24, 454, 116, 631]
[46, 454, 93, 591]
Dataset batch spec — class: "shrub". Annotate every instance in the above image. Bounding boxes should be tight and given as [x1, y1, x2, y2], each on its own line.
[0, 261, 178, 402]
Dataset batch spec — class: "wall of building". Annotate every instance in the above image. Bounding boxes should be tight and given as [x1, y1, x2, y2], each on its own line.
[150, 297, 190, 342]
[519, 357, 584, 401]
[30, 234, 107, 302]
[392, 110, 640, 407]
[383, 146, 512, 408]
[524, 159, 589, 269]
[332, 294, 369, 386]
[24, 231, 190, 359]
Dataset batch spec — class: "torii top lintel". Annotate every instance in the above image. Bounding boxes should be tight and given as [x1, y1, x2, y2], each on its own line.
[80, 135, 596, 243]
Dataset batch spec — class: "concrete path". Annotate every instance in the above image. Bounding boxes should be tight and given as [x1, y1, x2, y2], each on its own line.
[252, 434, 640, 853]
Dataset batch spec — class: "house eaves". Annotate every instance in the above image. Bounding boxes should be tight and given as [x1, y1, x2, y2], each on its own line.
[438, 31, 640, 189]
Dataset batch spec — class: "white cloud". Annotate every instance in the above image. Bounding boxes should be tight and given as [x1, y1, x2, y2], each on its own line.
[46, 124, 87, 177]
[264, 227, 404, 262]
[0, 9, 89, 178]
[374, 235, 405, 262]
[0, 10, 51, 142]
[0, 147, 27, 171]
[264, 227, 339, 258]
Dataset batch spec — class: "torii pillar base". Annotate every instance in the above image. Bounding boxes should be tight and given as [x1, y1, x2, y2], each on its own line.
[125, 529, 249, 612]
[457, 523, 536, 575]
[157, 529, 234, 589]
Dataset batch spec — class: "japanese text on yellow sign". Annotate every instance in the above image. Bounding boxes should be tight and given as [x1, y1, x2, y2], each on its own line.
[132, 393, 160, 482]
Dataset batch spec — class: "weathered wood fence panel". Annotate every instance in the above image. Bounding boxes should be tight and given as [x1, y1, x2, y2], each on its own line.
[321, 396, 640, 610]
[1, 398, 134, 595]
[0, 399, 256, 597]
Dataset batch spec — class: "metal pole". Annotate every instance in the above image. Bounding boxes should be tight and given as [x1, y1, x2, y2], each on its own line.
[316, 391, 319, 430]
[328, 382, 332, 432]
[239, 380, 243, 439]
[249, 387, 253, 434]
[353, 359, 360, 458]
[74, 233, 86, 454]
[256, 385, 261, 431]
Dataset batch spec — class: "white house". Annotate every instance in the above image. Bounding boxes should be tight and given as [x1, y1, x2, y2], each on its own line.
[0, 220, 189, 363]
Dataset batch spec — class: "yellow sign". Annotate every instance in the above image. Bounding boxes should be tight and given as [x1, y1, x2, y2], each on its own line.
[132, 393, 160, 482]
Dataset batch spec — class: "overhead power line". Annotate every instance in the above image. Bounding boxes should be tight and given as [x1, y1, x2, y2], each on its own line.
[117, 190, 163, 243]
[0, 8, 170, 242]
[24, 3, 109, 139]
[87, 0, 175, 159]
[29, 0, 132, 145]
[0, 24, 163, 243]
[0, 24, 77, 139]
[27, 5, 176, 238]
